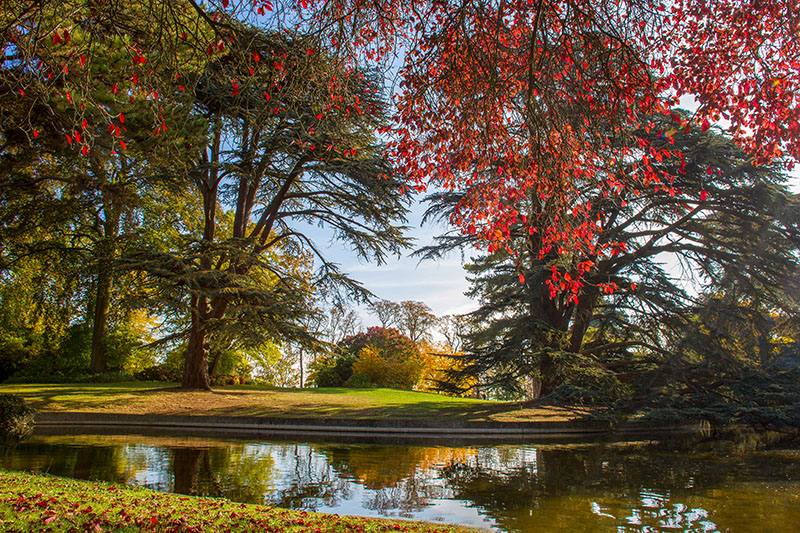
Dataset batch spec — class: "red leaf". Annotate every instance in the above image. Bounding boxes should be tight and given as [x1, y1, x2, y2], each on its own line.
[519, 273, 525, 284]
[700, 189, 708, 201]
[119, 113, 125, 123]
[701, 118, 710, 132]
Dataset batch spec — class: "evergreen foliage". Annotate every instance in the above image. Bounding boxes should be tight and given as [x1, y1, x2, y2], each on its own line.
[421, 114, 800, 409]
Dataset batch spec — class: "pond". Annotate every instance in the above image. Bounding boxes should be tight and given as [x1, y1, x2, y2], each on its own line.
[1, 430, 799, 532]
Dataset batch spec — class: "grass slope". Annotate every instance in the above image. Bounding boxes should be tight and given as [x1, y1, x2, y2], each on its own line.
[0, 383, 588, 423]
[0, 470, 477, 532]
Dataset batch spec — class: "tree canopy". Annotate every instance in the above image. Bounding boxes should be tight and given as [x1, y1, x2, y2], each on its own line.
[2, 0, 800, 396]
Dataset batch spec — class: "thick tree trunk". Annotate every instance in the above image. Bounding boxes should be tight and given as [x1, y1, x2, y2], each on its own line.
[569, 291, 599, 354]
[183, 119, 221, 390]
[182, 295, 212, 390]
[90, 265, 112, 373]
[90, 200, 120, 374]
[539, 351, 559, 397]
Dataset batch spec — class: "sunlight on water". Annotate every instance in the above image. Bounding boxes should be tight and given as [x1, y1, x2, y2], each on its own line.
[2, 433, 799, 532]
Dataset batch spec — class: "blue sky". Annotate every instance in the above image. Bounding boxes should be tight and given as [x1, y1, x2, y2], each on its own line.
[313, 197, 476, 326]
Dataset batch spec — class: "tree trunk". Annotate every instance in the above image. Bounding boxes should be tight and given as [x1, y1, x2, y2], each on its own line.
[182, 295, 212, 390]
[182, 118, 222, 390]
[539, 351, 559, 397]
[90, 200, 120, 374]
[299, 347, 304, 387]
[569, 291, 599, 353]
[90, 264, 112, 373]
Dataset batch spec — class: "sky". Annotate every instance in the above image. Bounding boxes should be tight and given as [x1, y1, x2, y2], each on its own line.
[313, 198, 477, 327]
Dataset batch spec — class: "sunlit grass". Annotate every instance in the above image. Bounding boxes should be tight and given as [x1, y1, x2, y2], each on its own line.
[0, 470, 478, 532]
[0, 382, 591, 422]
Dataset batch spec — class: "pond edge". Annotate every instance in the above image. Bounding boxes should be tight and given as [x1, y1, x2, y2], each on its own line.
[34, 411, 711, 441]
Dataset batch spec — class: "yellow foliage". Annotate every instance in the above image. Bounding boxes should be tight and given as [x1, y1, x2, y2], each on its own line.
[351, 345, 424, 389]
[415, 342, 477, 395]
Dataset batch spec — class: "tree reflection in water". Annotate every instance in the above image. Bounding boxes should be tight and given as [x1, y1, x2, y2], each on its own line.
[2, 434, 799, 532]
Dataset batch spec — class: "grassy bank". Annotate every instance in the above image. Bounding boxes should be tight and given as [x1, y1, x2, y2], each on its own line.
[0, 382, 591, 423]
[0, 470, 476, 532]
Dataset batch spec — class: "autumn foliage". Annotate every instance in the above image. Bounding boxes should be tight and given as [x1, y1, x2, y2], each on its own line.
[3, 0, 800, 391]
[312, 0, 800, 296]
[5, 0, 799, 300]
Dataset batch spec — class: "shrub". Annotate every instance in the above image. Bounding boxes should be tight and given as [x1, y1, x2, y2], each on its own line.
[347, 372, 373, 388]
[310, 327, 425, 389]
[134, 363, 182, 383]
[351, 345, 424, 389]
[310, 352, 358, 387]
[210, 374, 250, 386]
[0, 331, 31, 383]
[0, 394, 35, 440]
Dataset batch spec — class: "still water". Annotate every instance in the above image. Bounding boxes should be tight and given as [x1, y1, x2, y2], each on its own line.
[1, 431, 799, 532]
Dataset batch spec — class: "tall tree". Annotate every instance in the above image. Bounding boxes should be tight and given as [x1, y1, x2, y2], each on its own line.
[138, 28, 410, 389]
[316, 0, 800, 275]
[369, 299, 401, 329]
[0, 56, 196, 374]
[421, 113, 800, 398]
[368, 299, 437, 343]
[396, 301, 437, 344]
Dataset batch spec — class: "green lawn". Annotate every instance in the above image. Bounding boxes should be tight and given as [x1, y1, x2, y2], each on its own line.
[0, 470, 477, 532]
[0, 382, 590, 422]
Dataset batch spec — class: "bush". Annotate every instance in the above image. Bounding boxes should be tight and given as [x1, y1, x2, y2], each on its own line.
[347, 372, 373, 388]
[210, 374, 250, 386]
[134, 363, 182, 383]
[351, 345, 424, 389]
[310, 327, 425, 389]
[0, 331, 31, 383]
[5, 369, 134, 384]
[0, 394, 35, 440]
[310, 352, 358, 387]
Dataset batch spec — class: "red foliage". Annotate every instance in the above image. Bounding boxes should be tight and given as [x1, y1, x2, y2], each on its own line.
[7, 0, 799, 297]
[308, 0, 799, 296]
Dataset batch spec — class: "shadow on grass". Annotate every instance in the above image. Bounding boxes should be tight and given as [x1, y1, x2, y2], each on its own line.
[4, 382, 590, 423]
[203, 399, 560, 423]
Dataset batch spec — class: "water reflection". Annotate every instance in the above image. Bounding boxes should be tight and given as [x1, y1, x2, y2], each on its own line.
[1, 434, 799, 532]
